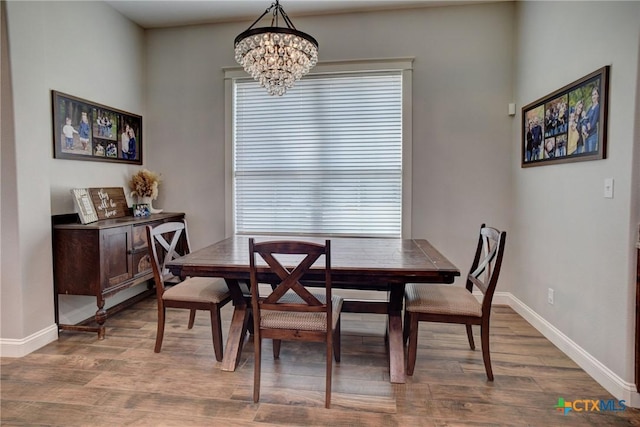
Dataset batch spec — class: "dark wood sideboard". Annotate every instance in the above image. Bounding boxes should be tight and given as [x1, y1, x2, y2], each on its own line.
[52, 212, 185, 339]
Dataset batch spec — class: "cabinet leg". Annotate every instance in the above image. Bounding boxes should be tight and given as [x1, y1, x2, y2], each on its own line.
[95, 301, 107, 340]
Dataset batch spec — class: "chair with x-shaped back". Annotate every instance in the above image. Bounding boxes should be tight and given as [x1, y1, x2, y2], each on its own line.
[146, 221, 232, 360]
[403, 224, 506, 380]
[249, 238, 343, 408]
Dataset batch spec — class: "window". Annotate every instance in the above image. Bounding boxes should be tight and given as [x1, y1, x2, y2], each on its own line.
[227, 60, 412, 238]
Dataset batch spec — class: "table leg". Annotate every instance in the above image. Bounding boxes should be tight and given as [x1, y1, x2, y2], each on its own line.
[221, 279, 250, 372]
[221, 305, 250, 371]
[388, 284, 406, 384]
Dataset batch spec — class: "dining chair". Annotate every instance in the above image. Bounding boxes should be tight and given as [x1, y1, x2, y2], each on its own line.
[249, 238, 343, 408]
[146, 221, 232, 360]
[403, 224, 506, 380]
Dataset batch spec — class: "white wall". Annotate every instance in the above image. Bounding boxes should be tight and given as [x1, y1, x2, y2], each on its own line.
[512, 0, 640, 387]
[145, 2, 516, 271]
[1, 0, 145, 350]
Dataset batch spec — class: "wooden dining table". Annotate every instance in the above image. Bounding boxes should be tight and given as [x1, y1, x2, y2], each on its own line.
[166, 234, 459, 384]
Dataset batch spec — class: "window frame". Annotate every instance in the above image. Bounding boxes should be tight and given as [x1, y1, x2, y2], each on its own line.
[224, 58, 413, 238]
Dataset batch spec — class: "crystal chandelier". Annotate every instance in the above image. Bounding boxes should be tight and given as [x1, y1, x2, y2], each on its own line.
[234, 0, 318, 96]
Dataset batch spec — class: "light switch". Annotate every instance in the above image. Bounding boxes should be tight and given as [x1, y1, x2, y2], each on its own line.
[604, 178, 614, 199]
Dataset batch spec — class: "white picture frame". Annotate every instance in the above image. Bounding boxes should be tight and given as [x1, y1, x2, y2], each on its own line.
[71, 188, 99, 224]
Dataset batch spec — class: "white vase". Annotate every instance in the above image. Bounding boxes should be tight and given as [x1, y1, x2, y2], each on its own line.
[138, 196, 163, 214]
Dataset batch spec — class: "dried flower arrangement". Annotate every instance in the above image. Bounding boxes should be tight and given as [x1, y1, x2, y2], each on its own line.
[129, 169, 160, 200]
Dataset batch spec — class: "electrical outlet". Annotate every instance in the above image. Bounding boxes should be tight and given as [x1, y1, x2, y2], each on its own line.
[548, 288, 554, 305]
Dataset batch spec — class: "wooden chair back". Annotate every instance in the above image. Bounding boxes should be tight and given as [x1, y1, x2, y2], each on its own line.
[466, 224, 507, 313]
[147, 221, 190, 292]
[249, 238, 332, 321]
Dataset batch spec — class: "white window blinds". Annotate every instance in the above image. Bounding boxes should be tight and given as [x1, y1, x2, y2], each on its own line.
[234, 72, 402, 237]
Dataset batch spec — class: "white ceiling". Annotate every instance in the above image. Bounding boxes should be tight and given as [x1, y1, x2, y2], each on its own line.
[105, 0, 491, 29]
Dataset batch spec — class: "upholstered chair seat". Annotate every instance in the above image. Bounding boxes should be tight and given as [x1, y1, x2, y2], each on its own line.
[260, 291, 343, 331]
[405, 284, 482, 317]
[162, 277, 230, 304]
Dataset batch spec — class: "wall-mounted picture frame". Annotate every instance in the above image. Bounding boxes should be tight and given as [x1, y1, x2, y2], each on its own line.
[52, 91, 142, 165]
[522, 66, 609, 168]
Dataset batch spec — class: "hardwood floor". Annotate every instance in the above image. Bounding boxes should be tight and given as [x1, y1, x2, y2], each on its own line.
[2, 296, 640, 426]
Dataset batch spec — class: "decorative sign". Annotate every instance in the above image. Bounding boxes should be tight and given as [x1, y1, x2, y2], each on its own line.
[88, 187, 129, 220]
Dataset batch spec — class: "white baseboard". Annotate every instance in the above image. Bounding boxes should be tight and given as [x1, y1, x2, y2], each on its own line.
[503, 292, 640, 409]
[0, 323, 58, 358]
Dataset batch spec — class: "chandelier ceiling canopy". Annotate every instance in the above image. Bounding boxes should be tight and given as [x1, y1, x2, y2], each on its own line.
[234, 0, 318, 96]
